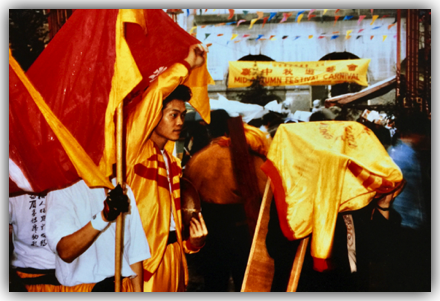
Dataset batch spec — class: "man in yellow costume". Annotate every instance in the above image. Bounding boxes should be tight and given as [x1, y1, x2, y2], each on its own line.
[125, 44, 209, 292]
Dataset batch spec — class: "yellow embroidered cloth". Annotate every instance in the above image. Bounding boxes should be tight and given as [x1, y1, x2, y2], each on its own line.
[261, 121, 403, 265]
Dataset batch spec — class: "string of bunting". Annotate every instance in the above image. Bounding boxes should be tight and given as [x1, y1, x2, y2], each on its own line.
[189, 9, 399, 43]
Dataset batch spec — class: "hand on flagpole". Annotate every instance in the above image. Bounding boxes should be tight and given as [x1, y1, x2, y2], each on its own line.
[184, 44, 208, 70]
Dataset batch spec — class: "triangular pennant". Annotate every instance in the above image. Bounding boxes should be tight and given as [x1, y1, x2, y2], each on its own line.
[297, 10, 306, 16]
[243, 10, 249, 16]
[234, 40, 241, 43]
[257, 11, 264, 19]
[249, 18, 258, 29]
[262, 16, 269, 28]
[358, 15, 366, 25]
[372, 26, 381, 30]
[346, 35, 352, 40]
[243, 34, 250, 38]
[323, 9, 328, 15]
[343, 16, 354, 21]
[331, 35, 339, 40]
[346, 29, 353, 37]
[187, 9, 189, 16]
[231, 34, 238, 40]
[333, 31, 340, 34]
[318, 35, 325, 39]
[383, 35, 387, 41]
[370, 15, 379, 25]
[356, 35, 362, 39]
[297, 13, 304, 23]
[226, 21, 237, 25]
[269, 35, 275, 40]
[308, 14, 316, 20]
[358, 28, 365, 33]
[282, 35, 288, 39]
[381, 14, 389, 20]
[201, 25, 207, 28]
[294, 36, 300, 40]
[217, 33, 224, 36]
[335, 9, 340, 13]
[370, 35, 374, 40]
[370, 9, 374, 14]
[205, 33, 211, 39]
[388, 23, 396, 30]
[204, 9, 208, 13]
[237, 19, 246, 26]
[206, 43, 212, 47]
[281, 12, 293, 23]
[269, 12, 277, 21]
[309, 9, 316, 16]
[193, 9, 197, 15]
[334, 15, 340, 25]
[308, 35, 313, 39]
[228, 9, 235, 20]
[256, 34, 264, 40]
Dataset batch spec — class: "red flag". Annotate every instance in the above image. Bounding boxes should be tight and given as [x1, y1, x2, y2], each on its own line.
[10, 9, 213, 195]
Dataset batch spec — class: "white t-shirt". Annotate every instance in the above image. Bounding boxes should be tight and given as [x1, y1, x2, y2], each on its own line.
[46, 179, 150, 286]
[9, 194, 56, 270]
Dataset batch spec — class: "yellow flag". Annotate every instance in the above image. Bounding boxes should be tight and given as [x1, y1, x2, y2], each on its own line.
[383, 35, 387, 41]
[189, 26, 197, 34]
[261, 122, 404, 261]
[370, 15, 379, 25]
[323, 9, 328, 15]
[249, 18, 258, 29]
[297, 13, 304, 23]
[308, 35, 313, 39]
[231, 33, 238, 40]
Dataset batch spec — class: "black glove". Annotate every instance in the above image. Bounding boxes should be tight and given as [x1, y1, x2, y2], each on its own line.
[103, 184, 129, 222]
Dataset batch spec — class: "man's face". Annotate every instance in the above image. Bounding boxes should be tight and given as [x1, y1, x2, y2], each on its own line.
[154, 99, 187, 142]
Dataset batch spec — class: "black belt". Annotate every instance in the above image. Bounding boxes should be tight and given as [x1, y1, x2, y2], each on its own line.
[167, 231, 177, 245]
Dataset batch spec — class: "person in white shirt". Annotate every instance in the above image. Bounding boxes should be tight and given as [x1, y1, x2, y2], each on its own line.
[9, 193, 61, 291]
[46, 179, 150, 292]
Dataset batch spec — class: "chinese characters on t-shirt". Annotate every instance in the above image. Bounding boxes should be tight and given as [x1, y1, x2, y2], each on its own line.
[29, 195, 47, 247]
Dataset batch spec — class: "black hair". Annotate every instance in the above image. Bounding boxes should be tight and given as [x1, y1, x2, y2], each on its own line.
[208, 109, 231, 138]
[163, 85, 192, 109]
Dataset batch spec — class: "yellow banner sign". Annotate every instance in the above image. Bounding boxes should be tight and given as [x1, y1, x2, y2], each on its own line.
[228, 59, 371, 88]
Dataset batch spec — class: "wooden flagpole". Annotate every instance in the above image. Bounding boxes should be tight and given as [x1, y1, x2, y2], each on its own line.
[286, 236, 309, 292]
[114, 102, 124, 292]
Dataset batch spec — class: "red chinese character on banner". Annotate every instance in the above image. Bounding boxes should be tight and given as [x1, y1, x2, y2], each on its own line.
[347, 64, 358, 71]
[305, 69, 315, 75]
[241, 68, 251, 75]
[262, 68, 273, 75]
[326, 66, 336, 72]
[283, 69, 293, 75]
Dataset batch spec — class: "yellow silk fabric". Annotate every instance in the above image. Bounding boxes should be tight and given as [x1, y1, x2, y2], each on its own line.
[263, 121, 403, 260]
[101, 9, 214, 182]
[143, 242, 185, 292]
[125, 58, 212, 291]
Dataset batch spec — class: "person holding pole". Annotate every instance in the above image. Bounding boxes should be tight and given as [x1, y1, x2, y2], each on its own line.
[45, 178, 150, 292]
[125, 44, 209, 292]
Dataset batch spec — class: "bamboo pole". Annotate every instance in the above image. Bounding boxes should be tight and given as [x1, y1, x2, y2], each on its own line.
[241, 178, 274, 292]
[286, 236, 310, 292]
[114, 102, 124, 292]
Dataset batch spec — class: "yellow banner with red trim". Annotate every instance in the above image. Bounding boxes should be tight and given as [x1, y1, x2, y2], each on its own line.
[228, 59, 370, 88]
